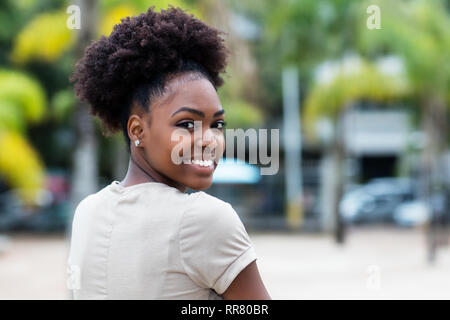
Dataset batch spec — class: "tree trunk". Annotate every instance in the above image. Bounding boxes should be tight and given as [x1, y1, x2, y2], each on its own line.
[421, 99, 449, 263]
[333, 113, 346, 244]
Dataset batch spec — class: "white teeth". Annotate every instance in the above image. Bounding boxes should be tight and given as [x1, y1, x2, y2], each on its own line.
[187, 159, 213, 167]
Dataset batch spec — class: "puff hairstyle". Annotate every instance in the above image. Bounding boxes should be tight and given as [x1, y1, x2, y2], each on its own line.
[71, 6, 229, 148]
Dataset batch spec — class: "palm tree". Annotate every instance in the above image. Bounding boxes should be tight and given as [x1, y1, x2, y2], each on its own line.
[264, 0, 368, 238]
[244, 0, 449, 244]
[357, 0, 450, 260]
[304, 58, 410, 243]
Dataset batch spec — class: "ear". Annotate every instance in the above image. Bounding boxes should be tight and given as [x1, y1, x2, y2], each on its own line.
[128, 114, 145, 146]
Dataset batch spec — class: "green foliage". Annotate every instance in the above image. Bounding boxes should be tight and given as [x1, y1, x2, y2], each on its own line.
[0, 101, 25, 133]
[0, 69, 46, 126]
[100, 0, 202, 36]
[102, 0, 197, 12]
[51, 88, 76, 122]
[221, 96, 264, 129]
[0, 69, 47, 205]
[0, 131, 45, 207]
[218, 73, 265, 129]
[99, 3, 138, 37]
[357, 0, 450, 103]
[267, 0, 360, 69]
[304, 60, 410, 139]
[11, 10, 74, 64]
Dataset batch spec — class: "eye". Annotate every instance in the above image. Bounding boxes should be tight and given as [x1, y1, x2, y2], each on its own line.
[176, 121, 194, 130]
[213, 120, 227, 130]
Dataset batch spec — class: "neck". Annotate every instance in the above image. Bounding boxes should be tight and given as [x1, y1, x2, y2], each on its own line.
[120, 153, 187, 193]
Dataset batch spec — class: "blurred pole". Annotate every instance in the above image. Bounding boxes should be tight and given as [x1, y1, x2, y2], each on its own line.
[422, 100, 449, 263]
[282, 66, 303, 230]
[319, 112, 346, 244]
[319, 149, 335, 232]
[332, 113, 346, 244]
[67, 0, 99, 234]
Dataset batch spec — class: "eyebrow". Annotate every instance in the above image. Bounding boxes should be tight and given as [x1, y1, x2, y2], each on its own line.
[171, 107, 225, 118]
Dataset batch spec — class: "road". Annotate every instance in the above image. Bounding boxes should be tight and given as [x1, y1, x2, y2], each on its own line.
[0, 226, 449, 299]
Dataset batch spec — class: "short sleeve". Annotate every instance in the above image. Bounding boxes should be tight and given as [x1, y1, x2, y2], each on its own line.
[179, 192, 257, 295]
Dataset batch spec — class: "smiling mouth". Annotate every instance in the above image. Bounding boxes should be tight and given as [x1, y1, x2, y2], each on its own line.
[182, 159, 214, 167]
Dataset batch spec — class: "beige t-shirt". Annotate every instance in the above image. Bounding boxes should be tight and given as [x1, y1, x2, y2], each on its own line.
[67, 180, 257, 299]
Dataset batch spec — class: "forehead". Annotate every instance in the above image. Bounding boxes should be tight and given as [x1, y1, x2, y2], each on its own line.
[153, 75, 222, 115]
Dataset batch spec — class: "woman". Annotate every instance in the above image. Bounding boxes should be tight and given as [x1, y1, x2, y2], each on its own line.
[68, 6, 270, 300]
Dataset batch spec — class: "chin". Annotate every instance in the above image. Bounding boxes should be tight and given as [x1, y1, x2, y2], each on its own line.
[186, 177, 213, 191]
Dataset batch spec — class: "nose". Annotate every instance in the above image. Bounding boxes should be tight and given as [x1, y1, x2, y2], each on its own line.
[202, 128, 218, 147]
[193, 128, 221, 160]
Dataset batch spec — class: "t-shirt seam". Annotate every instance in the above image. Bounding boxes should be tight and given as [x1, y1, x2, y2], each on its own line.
[104, 187, 120, 300]
[178, 191, 204, 288]
[110, 180, 183, 196]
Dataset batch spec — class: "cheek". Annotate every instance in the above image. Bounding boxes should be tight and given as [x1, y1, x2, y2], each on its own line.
[217, 134, 225, 153]
[212, 134, 225, 157]
[145, 126, 175, 165]
[169, 131, 193, 161]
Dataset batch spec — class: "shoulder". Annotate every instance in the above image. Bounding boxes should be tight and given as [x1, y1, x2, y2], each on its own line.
[188, 191, 233, 213]
[73, 185, 111, 216]
[180, 191, 251, 251]
[184, 191, 240, 229]
[74, 194, 96, 213]
[178, 191, 256, 292]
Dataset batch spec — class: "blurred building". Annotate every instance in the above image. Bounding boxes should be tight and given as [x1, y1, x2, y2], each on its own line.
[342, 106, 412, 182]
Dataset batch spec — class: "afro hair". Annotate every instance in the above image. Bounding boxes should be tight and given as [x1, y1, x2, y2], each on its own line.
[71, 6, 229, 146]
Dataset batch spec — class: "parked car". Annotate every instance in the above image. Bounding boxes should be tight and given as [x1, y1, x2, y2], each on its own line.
[393, 200, 430, 227]
[340, 177, 415, 224]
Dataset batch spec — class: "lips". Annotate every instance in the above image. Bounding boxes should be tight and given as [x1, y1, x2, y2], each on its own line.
[182, 158, 216, 174]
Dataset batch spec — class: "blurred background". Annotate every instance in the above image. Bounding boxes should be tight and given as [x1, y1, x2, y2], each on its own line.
[0, 0, 449, 299]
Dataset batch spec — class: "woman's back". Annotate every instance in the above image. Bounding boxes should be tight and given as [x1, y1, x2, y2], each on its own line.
[68, 180, 256, 299]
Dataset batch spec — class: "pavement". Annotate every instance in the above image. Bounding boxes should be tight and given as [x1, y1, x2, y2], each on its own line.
[0, 226, 449, 299]
[253, 226, 450, 299]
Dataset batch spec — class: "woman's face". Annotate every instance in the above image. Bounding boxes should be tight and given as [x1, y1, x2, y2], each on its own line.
[130, 74, 226, 191]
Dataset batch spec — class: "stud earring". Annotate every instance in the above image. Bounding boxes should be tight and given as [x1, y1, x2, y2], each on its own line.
[134, 140, 140, 147]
